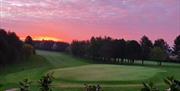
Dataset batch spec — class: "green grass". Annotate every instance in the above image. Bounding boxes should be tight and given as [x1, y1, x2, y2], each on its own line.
[37, 50, 91, 68]
[0, 50, 180, 91]
[51, 64, 164, 81]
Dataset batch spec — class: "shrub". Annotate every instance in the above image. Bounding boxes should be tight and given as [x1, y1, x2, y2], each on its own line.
[164, 76, 180, 91]
[19, 79, 32, 91]
[141, 81, 159, 91]
[39, 73, 54, 91]
[84, 84, 103, 91]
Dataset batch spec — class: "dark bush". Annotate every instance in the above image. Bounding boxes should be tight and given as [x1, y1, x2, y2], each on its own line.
[19, 79, 32, 91]
[39, 73, 54, 91]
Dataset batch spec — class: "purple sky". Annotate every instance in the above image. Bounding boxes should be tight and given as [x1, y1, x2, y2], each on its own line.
[0, 0, 180, 46]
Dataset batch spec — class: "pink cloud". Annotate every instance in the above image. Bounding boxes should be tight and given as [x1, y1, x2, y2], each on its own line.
[0, 0, 179, 46]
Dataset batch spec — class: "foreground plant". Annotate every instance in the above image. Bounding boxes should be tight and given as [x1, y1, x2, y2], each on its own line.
[164, 76, 180, 91]
[39, 72, 54, 91]
[141, 81, 159, 91]
[84, 84, 103, 91]
[19, 79, 32, 91]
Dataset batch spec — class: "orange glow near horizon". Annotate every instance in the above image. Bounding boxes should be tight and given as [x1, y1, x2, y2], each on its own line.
[21, 36, 63, 42]
[34, 36, 63, 41]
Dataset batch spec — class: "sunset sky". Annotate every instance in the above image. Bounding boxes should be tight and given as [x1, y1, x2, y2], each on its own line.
[0, 0, 179, 46]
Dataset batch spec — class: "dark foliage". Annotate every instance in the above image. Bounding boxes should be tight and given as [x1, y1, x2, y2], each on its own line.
[0, 29, 34, 67]
[154, 39, 170, 53]
[71, 40, 89, 57]
[150, 47, 167, 66]
[39, 73, 54, 91]
[34, 40, 69, 52]
[142, 77, 180, 91]
[84, 84, 103, 91]
[25, 36, 34, 46]
[112, 39, 126, 63]
[174, 35, 180, 60]
[164, 76, 180, 91]
[141, 81, 159, 91]
[126, 40, 141, 63]
[140, 36, 153, 64]
[70, 36, 142, 64]
[19, 79, 32, 91]
[70, 35, 180, 65]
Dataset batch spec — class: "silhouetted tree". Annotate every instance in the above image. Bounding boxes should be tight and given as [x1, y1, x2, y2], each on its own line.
[70, 35, 175, 65]
[99, 37, 114, 63]
[112, 39, 126, 63]
[0, 29, 37, 69]
[154, 39, 169, 53]
[150, 47, 167, 66]
[174, 35, 180, 60]
[71, 40, 89, 57]
[126, 40, 141, 63]
[25, 36, 34, 46]
[0, 29, 24, 67]
[34, 40, 69, 52]
[140, 36, 153, 64]
[7, 31, 23, 62]
[89, 37, 103, 61]
[0, 31, 9, 66]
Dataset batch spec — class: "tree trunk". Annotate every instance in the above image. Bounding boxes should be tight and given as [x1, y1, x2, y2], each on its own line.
[159, 61, 162, 66]
[142, 59, 144, 65]
[121, 58, 124, 64]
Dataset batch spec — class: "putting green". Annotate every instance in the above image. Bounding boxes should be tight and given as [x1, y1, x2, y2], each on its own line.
[50, 64, 165, 82]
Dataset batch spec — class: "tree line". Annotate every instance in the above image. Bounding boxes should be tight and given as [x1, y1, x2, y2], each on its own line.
[34, 40, 69, 52]
[70, 35, 180, 65]
[1, 28, 179, 67]
[0, 28, 69, 68]
[0, 29, 35, 68]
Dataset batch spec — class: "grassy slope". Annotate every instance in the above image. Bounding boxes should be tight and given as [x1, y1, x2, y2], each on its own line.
[0, 50, 91, 90]
[37, 50, 90, 68]
[0, 50, 180, 91]
[0, 54, 51, 90]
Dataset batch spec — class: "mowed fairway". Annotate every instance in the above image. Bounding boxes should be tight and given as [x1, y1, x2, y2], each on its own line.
[0, 50, 180, 91]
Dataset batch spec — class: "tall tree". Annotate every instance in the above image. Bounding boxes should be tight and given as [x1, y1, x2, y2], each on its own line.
[0, 29, 35, 67]
[126, 40, 141, 63]
[89, 37, 103, 60]
[25, 36, 34, 46]
[0, 31, 9, 66]
[154, 39, 169, 52]
[7, 32, 23, 62]
[99, 37, 113, 63]
[150, 47, 167, 66]
[112, 39, 126, 63]
[174, 35, 180, 60]
[71, 40, 89, 57]
[140, 36, 153, 64]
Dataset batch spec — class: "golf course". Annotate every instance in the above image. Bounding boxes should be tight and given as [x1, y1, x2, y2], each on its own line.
[0, 50, 180, 91]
